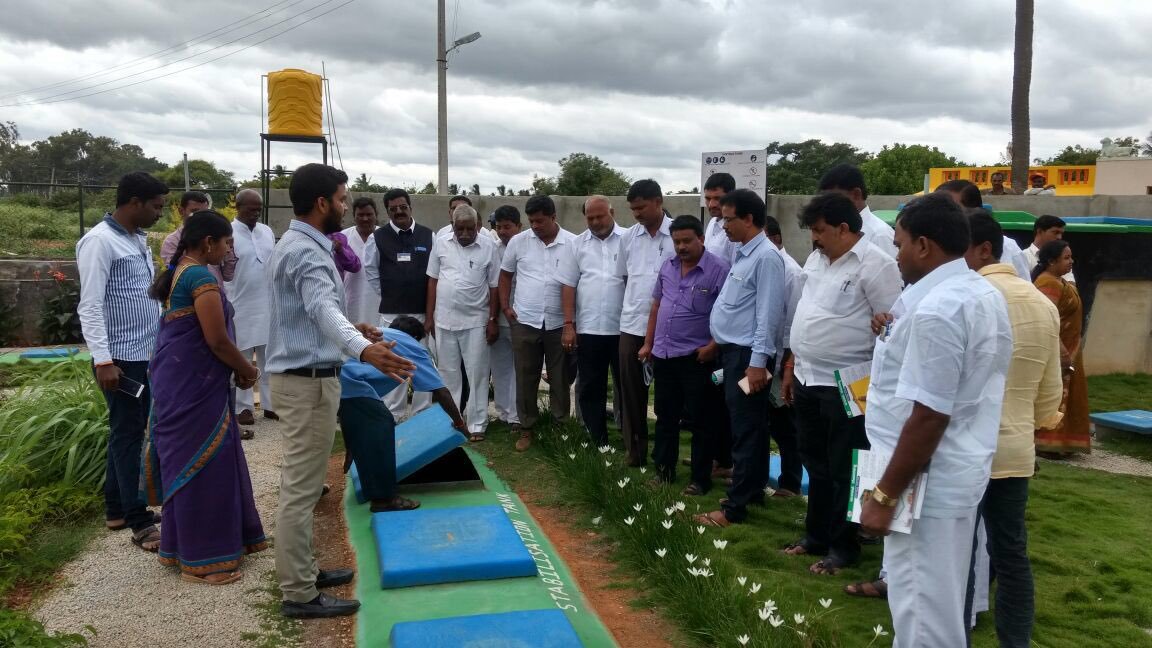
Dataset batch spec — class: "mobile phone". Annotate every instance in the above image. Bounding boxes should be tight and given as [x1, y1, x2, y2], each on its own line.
[117, 376, 145, 399]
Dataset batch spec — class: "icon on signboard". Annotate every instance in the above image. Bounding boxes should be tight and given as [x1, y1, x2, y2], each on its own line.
[705, 156, 713, 164]
[719, 156, 726, 163]
[749, 179, 759, 188]
[749, 166, 759, 175]
[750, 154, 758, 162]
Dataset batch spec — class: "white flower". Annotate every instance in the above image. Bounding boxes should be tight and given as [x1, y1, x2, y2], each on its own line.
[737, 576, 748, 586]
[685, 553, 698, 564]
[581, 442, 589, 449]
[654, 548, 667, 558]
[758, 607, 772, 621]
[561, 434, 569, 441]
[639, 467, 647, 474]
[591, 516, 602, 525]
[617, 477, 630, 488]
[609, 447, 617, 454]
[873, 625, 889, 637]
[762, 600, 777, 614]
[702, 558, 711, 567]
[674, 501, 687, 511]
[795, 630, 807, 638]
[819, 598, 832, 609]
[749, 582, 762, 594]
[664, 506, 676, 517]
[661, 519, 674, 530]
[699, 568, 714, 577]
[568, 453, 576, 460]
[605, 460, 612, 467]
[633, 503, 643, 512]
[713, 539, 729, 550]
[624, 516, 635, 526]
[686, 567, 701, 577]
[598, 445, 611, 454]
[769, 615, 785, 628]
[737, 635, 750, 646]
[793, 613, 805, 625]
[697, 525, 706, 535]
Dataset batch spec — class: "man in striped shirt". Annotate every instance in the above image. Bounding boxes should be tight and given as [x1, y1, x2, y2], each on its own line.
[266, 163, 416, 620]
[76, 171, 168, 551]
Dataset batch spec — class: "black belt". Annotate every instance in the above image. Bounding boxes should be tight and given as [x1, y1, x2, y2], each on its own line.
[283, 366, 341, 378]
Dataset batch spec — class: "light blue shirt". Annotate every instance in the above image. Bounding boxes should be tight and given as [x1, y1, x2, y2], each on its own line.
[75, 214, 160, 364]
[265, 220, 373, 373]
[709, 232, 786, 368]
[339, 328, 444, 399]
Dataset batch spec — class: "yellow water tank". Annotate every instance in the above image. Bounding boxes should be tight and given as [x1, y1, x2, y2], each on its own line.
[267, 69, 323, 137]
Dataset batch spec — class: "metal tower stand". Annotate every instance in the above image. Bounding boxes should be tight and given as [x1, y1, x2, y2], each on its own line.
[258, 133, 329, 224]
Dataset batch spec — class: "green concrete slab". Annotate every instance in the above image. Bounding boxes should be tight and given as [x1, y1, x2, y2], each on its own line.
[347, 448, 617, 647]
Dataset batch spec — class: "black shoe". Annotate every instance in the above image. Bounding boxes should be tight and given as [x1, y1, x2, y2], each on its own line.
[316, 568, 354, 589]
[281, 593, 360, 619]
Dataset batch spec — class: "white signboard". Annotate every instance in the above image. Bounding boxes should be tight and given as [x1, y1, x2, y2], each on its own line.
[700, 149, 768, 205]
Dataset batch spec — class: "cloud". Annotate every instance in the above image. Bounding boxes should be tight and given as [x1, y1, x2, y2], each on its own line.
[0, 0, 1149, 192]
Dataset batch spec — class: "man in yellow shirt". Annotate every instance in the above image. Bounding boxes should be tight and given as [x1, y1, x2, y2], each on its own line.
[963, 209, 1063, 647]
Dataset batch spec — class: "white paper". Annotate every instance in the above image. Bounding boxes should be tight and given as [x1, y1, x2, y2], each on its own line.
[847, 448, 929, 535]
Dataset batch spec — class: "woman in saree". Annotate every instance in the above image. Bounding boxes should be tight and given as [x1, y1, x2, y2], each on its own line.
[143, 210, 267, 585]
[1031, 239, 1091, 457]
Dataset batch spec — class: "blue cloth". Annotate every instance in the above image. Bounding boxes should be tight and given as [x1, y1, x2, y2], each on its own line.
[339, 328, 444, 400]
[708, 232, 786, 368]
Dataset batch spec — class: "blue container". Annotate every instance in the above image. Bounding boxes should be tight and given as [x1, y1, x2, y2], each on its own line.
[373, 505, 539, 589]
[1089, 410, 1152, 436]
[389, 609, 584, 647]
[347, 405, 465, 504]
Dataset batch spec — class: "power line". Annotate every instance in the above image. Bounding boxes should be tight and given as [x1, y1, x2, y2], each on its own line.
[0, 0, 311, 101]
[0, 0, 344, 107]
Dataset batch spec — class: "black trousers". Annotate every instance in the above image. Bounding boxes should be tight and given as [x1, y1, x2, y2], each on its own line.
[651, 353, 718, 491]
[576, 334, 619, 446]
[97, 360, 153, 532]
[338, 397, 398, 501]
[718, 344, 772, 523]
[981, 477, 1034, 648]
[793, 381, 869, 561]
[617, 333, 650, 466]
[711, 380, 733, 469]
[767, 395, 804, 494]
[511, 322, 570, 431]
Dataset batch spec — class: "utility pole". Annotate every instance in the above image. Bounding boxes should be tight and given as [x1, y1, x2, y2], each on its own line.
[436, 0, 448, 195]
[183, 152, 190, 191]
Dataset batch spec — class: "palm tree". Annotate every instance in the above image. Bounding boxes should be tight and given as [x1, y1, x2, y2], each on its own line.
[1010, 0, 1034, 193]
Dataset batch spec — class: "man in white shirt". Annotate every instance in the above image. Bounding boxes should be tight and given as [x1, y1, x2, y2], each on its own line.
[435, 195, 497, 242]
[558, 196, 627, 446]
[490, 206, 523, 429]
[702, 172, 739, 264]
[499, 196, 577, 451]
[780, 192, 903, 575]
[426, 206, 500, 441]
[1022, 174, 1056, 196]
[616, 179, 676, 466]
[341, 196, 379, 325]
[860, 193, 1012, 647]
[226, 189, 278, 429]
[1020, 215, 1075, 283]
[818, 164, 898, 259]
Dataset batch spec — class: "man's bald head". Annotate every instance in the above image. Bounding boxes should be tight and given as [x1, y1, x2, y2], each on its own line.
[583, 194, 616, 239]
[583, 195, 612, 214]
[452, 205, 480, 247]
[235, 188, 263, 228]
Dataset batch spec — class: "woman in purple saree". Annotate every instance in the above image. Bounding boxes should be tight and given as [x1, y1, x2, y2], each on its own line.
[142, 210, 267, 585]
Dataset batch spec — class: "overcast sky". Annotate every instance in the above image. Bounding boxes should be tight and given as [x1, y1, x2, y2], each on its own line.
[0, 0, 1148, 193]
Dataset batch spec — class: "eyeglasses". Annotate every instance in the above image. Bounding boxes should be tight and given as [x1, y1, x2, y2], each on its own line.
[387, 204, 411, 214]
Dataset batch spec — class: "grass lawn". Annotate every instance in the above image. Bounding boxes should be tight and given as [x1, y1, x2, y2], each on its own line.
[1087, 373, 1152, 462]
[478, 413, 1152, 647]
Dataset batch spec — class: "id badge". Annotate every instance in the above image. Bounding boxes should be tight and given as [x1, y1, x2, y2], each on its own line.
[397, 252, 412, 263]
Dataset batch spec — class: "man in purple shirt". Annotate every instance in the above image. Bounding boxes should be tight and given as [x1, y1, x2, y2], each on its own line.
[328, 231, 362, 280]
[639, 216, 730, 495]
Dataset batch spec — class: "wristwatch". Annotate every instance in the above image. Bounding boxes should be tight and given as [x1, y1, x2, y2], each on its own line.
[869, 487, 899, 507]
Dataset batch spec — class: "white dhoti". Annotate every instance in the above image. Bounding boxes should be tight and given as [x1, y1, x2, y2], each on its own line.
[490, 324, 518, 424]
[436, 326, 491, 434]
[235, 345, 272, 414]
[884, 509, 978, 648]
[380, 313, 434, 421]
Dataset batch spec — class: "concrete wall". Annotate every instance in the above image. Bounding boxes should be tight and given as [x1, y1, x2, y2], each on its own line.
[266, 190, 1152, 265]
[1083, 279, 1152, 376]
[0, 259, 80, 346]
[1095, 158, 1152, 196]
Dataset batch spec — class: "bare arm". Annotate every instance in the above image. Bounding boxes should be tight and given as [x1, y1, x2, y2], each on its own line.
[425, 277, 438, 337]
[561, 284, 577, 349]
[637, 298, 659, 362]
[430, 387, 468, 435]
[860, 402, 949, 536]
[192, 289, 258, 384]
[498, 270, 517, 322]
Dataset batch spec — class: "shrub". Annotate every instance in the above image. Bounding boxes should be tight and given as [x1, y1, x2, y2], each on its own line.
[0, 609, 93, 647]
[38, 270, 83, 344]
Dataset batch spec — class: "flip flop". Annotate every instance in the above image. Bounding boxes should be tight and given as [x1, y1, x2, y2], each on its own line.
[692, 510, 731, 528]
[181, 571, 243, 586]
[131, 525, 161, 552]
[809, 555, 853, 576]
[108, 511, 162, 531]
[782, 540, 827, 557]
[469, 433, 486, 443]
[844, 579, 888, 599]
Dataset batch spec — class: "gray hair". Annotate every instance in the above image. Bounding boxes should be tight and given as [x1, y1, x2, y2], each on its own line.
[451, 204, 478, 225]
[235, 188, 262, 206]
[583, 194, 612, 213]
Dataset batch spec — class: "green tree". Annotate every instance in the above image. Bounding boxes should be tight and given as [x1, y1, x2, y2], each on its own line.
[29, 128, 164, 184]
[1036, 145, 1098, 166]
[552, 153, 630, 196]
[764, 140, 871, 194]
[861, 144, 961, 195]
[447, 183, 459, 195]
[351, 173, 389, 193]
[470, 183, 481, 195]
[418, 182, 437, 195]
[496, 184, 507, 196]
[530, 174, 558, 195]
[154, 158, 235, 190]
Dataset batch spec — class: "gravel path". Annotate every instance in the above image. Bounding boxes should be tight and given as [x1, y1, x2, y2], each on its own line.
[1049, 445, 1152, 478]
[34, 416, 292, 648]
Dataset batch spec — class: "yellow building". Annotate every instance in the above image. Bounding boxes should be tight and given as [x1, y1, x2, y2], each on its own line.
[928, 165, 1096, 196]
